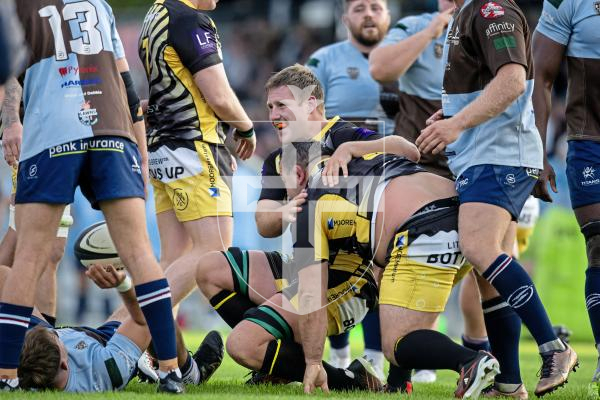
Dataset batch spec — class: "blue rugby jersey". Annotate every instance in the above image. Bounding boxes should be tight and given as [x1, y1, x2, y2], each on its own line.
[15, 0, 132, 162]
[307, 41, 394, 134]
[536, 0, 600, 140]
[441, 0, 543, 177]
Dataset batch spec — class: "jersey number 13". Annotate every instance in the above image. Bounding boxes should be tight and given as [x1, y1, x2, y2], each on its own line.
[39, 1, 104, 61]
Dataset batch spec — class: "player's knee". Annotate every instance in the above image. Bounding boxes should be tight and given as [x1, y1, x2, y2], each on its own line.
[196, 251, 228, 289]
[48, 239, 66, 266]
[225, 327, 251, 366]
[582, 221, 600, 266]
[381, 336, 397, 364]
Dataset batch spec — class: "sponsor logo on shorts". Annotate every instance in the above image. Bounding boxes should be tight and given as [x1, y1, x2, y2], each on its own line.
[173, 188, 189, 211]
[78, 101, 99, 126]
[526, 168, 540, 179]
[507, 285, 534, 309]
[347, 67, 360, 80]
[485, 22, 515, 38]
[582, 166, 600, 187]
[28, 164, 37, 178]
[456, 177, 469, 190]
[480, 2, 505, 19]
[504, 173, 516, 186]
[132, 156, 141, 175]
[58, 66, 99, 77]
[61, 77, 102, 89]
[49, 139, 125, 157]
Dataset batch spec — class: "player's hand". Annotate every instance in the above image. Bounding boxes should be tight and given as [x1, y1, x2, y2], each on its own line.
[425, 109, 444, 127]
[230, 154, 238, 173]
[532, 156, 557, 202]
[282, 191, 308, 223]
[233, 128, 256, 160]
[417, 117, 462, 155]
[86, 264, 126, 289]
[322, 143, 353, 187]
[303, 363, 329, 394]
[426, 7, 454, 39]
[3, 121, 22, 168]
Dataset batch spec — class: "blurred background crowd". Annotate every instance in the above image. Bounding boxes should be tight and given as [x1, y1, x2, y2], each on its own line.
[0, 0, 581, 341]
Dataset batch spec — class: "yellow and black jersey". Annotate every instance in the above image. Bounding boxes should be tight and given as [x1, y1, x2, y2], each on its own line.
[258, 116, 384, 202]
[139, 0, 225, 146]
[293, 153, 425, 270]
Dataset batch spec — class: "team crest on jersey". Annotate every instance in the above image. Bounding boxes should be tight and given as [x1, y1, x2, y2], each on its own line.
[78, 101, 99, 126]
[75, 340, 88, 350]
[434, 43, 444, 58]
[480, 2, 505, 19]
[347, 67, 360, 79]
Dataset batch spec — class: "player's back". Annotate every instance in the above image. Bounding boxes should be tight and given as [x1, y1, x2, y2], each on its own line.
[15, 0, 132, 162]
[139, 0, 225, 146]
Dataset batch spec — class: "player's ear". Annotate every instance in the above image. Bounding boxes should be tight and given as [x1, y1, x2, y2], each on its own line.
[295, 165, 307, 187]
[307, 96, 318, 114]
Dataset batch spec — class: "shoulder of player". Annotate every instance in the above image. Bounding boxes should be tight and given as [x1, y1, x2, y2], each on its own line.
[469, 0, 524, 19]
[261, 148, 282, 175]
[391, 13, 432, 32]
[165, 1, 214, 29]
[308, 41, 348, 63]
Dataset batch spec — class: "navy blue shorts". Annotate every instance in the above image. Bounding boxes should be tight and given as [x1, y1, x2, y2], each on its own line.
[16, 136, 145, 209]
[566, 140, 600, 209]
[455, 164, 539, 220]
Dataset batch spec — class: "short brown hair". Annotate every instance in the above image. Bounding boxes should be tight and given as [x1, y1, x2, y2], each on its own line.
[343, 0, 388, 11]
[265, 64, 325, 113]
[18, 327, 61, 390]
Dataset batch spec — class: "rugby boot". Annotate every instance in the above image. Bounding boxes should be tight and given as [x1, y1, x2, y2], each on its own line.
[534, 343, 578, 397]
[454, 350, 500, 399]
[484, 383, 528, 399]
[347, 357, 384, 392]
[157, 370, 185, 394]
[193, 330, 224, 384]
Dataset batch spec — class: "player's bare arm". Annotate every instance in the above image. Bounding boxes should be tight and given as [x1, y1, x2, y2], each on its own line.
[370, 8, 453, 82]
[193, 64, 256, 160]
[256, 193, 308, 237]
[322, 135, 420, 186]
[417, 63, 526, 154]
[1, 77, 22, 167]
[532, 32, 565, 202]
[298, 262, 329, 394]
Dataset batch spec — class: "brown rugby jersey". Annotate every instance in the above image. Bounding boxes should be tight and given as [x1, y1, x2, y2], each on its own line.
[536, 0, 600, 140]
[15, 0, 134, 161]
[441, 0, 543, 177]
[139, 0, 225, 147]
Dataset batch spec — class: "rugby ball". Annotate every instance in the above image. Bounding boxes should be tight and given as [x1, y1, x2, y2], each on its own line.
[74, 221, 125, 270]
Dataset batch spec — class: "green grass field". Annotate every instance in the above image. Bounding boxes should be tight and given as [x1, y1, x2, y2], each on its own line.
[2, 331, 598, 399]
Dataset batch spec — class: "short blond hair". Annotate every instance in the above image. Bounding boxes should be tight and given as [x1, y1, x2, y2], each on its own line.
[265, 64, 325, 113]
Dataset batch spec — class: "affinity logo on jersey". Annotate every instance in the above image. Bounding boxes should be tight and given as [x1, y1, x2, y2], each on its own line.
[485, 22, 515, 38]
[78, 101, 99, 126]
[480, 2, 505, 19]
[58, 66, 98, 77]
[209, 187, 220, 197]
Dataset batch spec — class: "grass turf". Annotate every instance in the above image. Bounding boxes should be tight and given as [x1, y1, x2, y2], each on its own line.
[2, 331, 598, 399]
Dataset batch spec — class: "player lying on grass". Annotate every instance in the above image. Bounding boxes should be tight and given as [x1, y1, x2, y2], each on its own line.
[279, 141, 500, 398]
[3, 265, 223, 392]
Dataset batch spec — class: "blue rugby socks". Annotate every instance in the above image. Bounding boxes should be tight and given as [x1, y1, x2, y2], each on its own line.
[585, 268, 600, 346]
[483, 296, 521, 385]
[482, 254, 564, 353]
[0, 302, 33, 370]
[135, 279, 178, 362]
